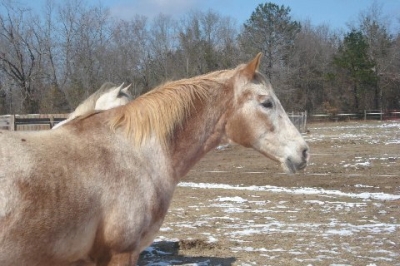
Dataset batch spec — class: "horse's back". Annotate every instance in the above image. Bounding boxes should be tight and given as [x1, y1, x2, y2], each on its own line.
[1, 89, 166, 263]
[0, 114, 174, 265]
[0, 130, 38, 183]
[0, 129, 102, 265]
[0, 130, 69, 180]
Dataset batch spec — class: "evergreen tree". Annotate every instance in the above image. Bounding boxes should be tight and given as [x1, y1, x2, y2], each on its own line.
[239, 2, 300, 81]
[334, 30, 376, 110]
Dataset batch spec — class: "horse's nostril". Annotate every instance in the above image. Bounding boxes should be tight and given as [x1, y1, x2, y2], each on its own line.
[302, 148, 309, 160]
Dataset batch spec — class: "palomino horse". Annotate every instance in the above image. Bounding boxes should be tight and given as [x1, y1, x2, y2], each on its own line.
[52, 82, 132, 129]
[0, 53, 309, 265]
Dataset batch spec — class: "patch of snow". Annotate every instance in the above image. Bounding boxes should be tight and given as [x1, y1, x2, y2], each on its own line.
[325, 229, 353, 236]
[178, 182, 400, 201]
[354, 184, 375, 188]
[216, 196, 247, 203]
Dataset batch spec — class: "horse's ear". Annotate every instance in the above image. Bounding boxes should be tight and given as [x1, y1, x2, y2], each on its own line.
[122, 84, 132, 93]
[110, 83, 124, 97]
[242, 52, 262, 79]
[117, 83, 125, 92]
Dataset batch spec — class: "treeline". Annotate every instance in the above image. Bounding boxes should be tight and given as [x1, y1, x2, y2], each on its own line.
[0, 0, 399, 115]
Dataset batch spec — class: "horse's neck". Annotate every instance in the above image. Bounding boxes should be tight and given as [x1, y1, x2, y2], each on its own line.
[169, 88, 232, 179]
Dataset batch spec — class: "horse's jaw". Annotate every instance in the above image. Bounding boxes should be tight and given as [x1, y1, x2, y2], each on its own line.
[250, 140, 309, 175]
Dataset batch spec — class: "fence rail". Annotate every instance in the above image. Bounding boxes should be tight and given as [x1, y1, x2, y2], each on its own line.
[3, 110, 396, 132]
[0, 114, 69, 131]
[310, 110, 400, 122]
[1, 112, 310, 133]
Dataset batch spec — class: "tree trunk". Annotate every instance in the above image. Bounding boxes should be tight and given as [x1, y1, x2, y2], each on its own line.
[23, 97, 40, 114]
[353, 83, 359, 110]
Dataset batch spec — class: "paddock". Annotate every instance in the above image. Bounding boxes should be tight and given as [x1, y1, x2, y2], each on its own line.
[139, 120, 400, 265]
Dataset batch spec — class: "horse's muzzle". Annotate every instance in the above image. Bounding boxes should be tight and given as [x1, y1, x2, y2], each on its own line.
[284, 147, 309, 174]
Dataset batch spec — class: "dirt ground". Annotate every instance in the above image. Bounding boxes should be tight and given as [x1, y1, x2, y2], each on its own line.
[138, 121, 400, 266]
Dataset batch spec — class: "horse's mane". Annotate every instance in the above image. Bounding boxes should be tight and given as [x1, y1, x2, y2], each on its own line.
[71, 82, 120, 118]
[110, 69, 231, 148]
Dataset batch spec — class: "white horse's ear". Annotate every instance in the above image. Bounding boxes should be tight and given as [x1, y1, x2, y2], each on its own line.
[242, 52, 262, 79]
[122, 84, 132, 93]
[111, 83, 125, 96]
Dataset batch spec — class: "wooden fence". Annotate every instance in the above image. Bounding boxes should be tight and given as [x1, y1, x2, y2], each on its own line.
[0, 114, 69, 131]
[288, 111, 308, 133]
[1, 112, 309, 133]
[2, 110, 397, 132]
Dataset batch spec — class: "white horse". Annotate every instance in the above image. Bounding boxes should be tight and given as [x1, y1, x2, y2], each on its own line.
[53, 82, 132, 129]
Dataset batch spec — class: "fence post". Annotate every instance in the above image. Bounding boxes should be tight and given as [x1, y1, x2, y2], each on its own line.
[380, 109, 383, 121]
[304, 111, 308, 132]
[49, 115, 54, 128]
[10, 114, 16, 131]
[364, 110, 367, 121]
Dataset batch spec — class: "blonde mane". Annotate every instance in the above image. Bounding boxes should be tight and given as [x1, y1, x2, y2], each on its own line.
[110, 69, 232, 147]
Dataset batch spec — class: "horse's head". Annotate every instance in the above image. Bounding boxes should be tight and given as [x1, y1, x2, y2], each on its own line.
[225, 53, 309, 174]
[95, 83, 132, 110]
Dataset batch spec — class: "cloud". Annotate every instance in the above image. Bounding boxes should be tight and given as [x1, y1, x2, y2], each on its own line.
[108, 0, 199, 20]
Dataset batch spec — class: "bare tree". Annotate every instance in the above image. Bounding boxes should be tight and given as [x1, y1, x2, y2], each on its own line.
[56, 0, 112, 108]
[148, 14, 179, 83]
[0, 2, 44, 113]
[290, 21, 338, 112]
[178, 11, 206, 76]
[1, 0, 398, 115]
[32, 0, 69, 113]
[357, 2, 394, 110]
[215, 16, 240, 69]
[177, 10, 239, 77]
[110, 15, 150, 93]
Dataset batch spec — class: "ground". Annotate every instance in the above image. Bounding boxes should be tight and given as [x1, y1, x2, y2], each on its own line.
[138, 121, 400, 266]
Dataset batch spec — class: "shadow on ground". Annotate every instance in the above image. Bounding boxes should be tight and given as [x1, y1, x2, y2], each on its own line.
[138, 240, 236, 266]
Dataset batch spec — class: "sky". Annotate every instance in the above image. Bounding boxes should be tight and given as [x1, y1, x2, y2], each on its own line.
[101, 0, 400, 32]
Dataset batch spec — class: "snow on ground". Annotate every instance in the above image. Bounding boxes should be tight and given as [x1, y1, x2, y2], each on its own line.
[145, 180, 400, 265]
[140, 121, 400, 265]
[305, 121, 400, 145]
[178, 182, 400, 201]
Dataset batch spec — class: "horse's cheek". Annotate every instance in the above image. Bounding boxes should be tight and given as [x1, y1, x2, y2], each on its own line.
[226, 116, 253, 148]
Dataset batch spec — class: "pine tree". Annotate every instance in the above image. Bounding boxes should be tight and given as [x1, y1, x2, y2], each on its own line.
[239, 2, 300, 81]
[334, 30, 376, 110]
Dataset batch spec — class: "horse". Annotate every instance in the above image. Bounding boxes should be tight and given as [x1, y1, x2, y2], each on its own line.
[52, 82, 132, 129]
[0, 53, 309, 265]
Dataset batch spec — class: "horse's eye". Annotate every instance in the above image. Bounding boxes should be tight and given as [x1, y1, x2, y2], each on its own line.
[261, 100, 273, 109]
